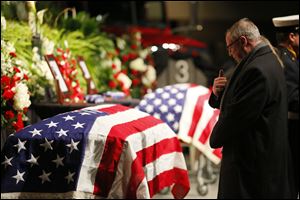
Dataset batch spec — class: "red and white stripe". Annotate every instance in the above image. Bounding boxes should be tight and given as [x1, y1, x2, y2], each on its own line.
[178, 85, 222, 165]
[77, 104, 190, 198]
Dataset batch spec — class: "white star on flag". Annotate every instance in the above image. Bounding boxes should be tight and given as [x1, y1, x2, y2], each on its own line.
[146, 93, 155, 99]
[170, 88, 178, 94]
[71, 122, 85, 129]
[26, 154, 39, 167]
[56, 129, 69, 137]
[162, 92, 170, 99]
[168, 98, 176, 106]
[145, 105, 154, 113]
[13, 139, 27, 153]
[153, 99, 162, 106]
[159, 105, 168, 113]
[39, 170, 52, 184]
[40, 138, 54, 152]
[1, 156, 13, 168]
[173, 122, 179, 130]
[166, 113, 175, 122]
[174, 105, 182, 113]
[45, 121, 59, 128]
[62, 115, 75, 121]
[66, 139, 80, 153]
[176, 92, 184, 99]
[29, 128, 42, 137]
[12, 170, 25, 184]
[139, 100, 147, 106]
[52, 154, 65, 168]
[64, 171, 75, 184]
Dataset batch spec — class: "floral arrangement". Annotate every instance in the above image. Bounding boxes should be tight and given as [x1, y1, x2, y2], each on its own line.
[53, 47, 85, 103]
[1, 40, 31, 132]
[103, 30, 157, 98]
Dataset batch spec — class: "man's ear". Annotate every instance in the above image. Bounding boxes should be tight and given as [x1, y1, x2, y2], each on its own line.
[288, 32, 296, 42]
[240, 35, 247, 46]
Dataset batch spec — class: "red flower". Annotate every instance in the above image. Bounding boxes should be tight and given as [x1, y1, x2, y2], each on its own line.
[131, 69, 139, 76]
[121, 69, 127, 74]
[23, 74, 29, 80]
[128, 53, 137, 60]
[12, 113, 24, 132]
[122, 88, 130, 96]
[131, 44, 137, 50]
[2, 89, 15, 100]
[13, 66, 21, 73]
[132, 78, 140, 86]
[122, 55, 129, 63]
[4, 110, 15, 120]
[9, 52, 17, 57]
[1, 75, 11, 87]
[13, 74, 21, 83]
[108, 80, 117, 89]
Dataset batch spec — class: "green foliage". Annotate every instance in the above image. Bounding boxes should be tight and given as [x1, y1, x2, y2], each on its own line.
[2, 20, 32, 66]
[2, 4, 118, 97]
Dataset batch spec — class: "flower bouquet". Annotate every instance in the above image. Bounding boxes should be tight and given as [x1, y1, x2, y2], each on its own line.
[53, 47, 85, 103]
[103, 30, 157, 99]
[1, 40, 31, 132]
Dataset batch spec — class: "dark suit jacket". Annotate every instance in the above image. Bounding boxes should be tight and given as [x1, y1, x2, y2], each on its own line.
[209, 44, 294, 198]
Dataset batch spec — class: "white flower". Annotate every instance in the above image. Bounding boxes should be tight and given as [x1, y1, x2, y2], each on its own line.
[129, 57, 147, 72]
[116, 73, 132, 89]
[139, 48, 150, 59]
[13, 83, 31, 111]
[112, 57, 122, 73]
[42, 38, 55, 55]
[102, 59, 112, 69]
[40, 60, 54, 80]
[31, 48, 53, 81]
[134, 32, 142, 41]
[116, 38, 126, 50]
[142, 65, 156, 87]
[100, 49, 106, 59]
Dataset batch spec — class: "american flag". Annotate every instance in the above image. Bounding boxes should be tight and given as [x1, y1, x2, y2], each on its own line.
[136, 84, 222, 165]
[1, 104, 190, 199]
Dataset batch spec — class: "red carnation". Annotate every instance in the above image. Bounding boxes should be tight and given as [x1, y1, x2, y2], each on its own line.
[13, 113, 24, 132]
[4, 110, 15, 120]
[13, 66, 21, 73]
[131, 69, 139, 76]
[121, 69, 127, 74]
[132, 78, 140, 86]
[23, 74, 29, 80]
[108, 80, 117, 89]
[122, 55, 129, 63]
[9, 52, 17, 57]
[1, 75, 11, 87]
[2, 89, 15, 100]
[131, 44, 137, 50]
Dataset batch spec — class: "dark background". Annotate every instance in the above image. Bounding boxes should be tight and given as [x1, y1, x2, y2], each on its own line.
[37, 1, 299, 68]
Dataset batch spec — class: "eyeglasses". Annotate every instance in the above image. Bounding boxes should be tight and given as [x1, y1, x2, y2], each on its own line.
[226, 37, 241, 50]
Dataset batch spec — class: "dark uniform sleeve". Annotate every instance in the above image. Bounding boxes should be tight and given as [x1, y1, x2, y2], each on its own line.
[283, 57, 299, 113]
